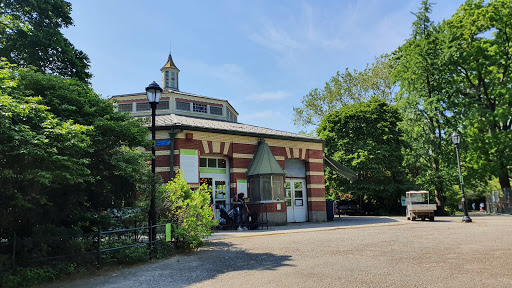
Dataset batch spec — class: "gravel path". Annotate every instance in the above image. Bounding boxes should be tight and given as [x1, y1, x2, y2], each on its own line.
[52, 215, 512, 288]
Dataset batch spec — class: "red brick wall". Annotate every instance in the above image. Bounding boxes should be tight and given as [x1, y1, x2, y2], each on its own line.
[150, 131, 327, 216]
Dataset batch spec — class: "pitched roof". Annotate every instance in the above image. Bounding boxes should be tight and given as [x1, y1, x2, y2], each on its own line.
[246, 139, 285, 176]
[148, 114, 323, 143]
[161, 53, 180, 71]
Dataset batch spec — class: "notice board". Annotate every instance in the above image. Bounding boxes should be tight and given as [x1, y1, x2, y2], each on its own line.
[180, 149, 199, 183]
[237, 179, 247, 198]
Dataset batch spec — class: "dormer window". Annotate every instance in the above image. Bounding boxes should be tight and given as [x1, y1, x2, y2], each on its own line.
[193, 103, 207, 113]
[118, 103, 133, 113]
[136, 102, 151, 111]
[210, 106, 223, 116]
[176, 101, 190, 111]
[156, 100, 169, 110]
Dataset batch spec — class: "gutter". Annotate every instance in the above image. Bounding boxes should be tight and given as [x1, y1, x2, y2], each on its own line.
[151, 124, 324, 144]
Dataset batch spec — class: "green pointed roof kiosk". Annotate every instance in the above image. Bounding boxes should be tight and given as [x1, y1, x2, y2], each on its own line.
[247, 139, 285, 177]
[246, 139, 286, 224]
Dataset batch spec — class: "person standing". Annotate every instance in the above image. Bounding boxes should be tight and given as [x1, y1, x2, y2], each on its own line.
[232, 193, 249, 230]
[472, 203, 476, 210]
[480, 202, 485, 213]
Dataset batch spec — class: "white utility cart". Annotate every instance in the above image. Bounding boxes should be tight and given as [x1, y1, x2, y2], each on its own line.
[405, 191, 437, 221]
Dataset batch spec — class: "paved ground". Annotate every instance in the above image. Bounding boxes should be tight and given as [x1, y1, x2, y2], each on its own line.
[52, 214, 512, 288]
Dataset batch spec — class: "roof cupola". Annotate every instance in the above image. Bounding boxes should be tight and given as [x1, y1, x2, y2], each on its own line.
[161, 52, 180, 91]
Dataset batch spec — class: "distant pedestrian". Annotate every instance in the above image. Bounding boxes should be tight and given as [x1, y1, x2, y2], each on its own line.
[480, 202, 485, 212]
[472, 203, 476, 210]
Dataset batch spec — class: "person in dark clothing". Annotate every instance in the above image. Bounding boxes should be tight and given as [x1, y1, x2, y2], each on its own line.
[232, 193, 249, 230]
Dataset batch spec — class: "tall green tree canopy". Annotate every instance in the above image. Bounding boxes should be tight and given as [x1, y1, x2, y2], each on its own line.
[0, 64, 151, 238]
[392, 0, 457, 211]
[293, 55, 395, 131]
[443, 0, 512, 197]
[317, 100, 408, 214]
[0, 62, 91, 236]
[0, 0, 91, 82]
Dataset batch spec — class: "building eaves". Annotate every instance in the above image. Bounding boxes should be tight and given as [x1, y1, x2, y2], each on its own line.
[145, 114, 323, 143]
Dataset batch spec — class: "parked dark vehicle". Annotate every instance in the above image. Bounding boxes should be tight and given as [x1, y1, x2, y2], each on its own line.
[336, 201, 361, 216]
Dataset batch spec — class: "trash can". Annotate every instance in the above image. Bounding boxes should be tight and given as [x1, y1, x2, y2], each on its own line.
[326, 199, 335, 221]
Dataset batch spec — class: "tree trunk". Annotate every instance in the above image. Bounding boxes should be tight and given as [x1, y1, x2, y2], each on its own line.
[498, 161, 511, 213]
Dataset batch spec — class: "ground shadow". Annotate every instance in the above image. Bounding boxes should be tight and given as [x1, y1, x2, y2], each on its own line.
[52, 241, 292, 288]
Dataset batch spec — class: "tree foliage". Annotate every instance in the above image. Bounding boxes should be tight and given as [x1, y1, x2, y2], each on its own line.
[443, 0, 512, 197]
[317, 100, 408, 215]
[160, 171, 217, 249]
[0, 64, 151, 239]
[293, 55, 395, 131]
[392, 0, 458, 212]
[0, 62, 91, 236]
[0, 0, 91, 82]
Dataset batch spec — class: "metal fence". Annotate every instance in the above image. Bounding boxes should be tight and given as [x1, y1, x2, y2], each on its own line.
[1, 222, 176, 272]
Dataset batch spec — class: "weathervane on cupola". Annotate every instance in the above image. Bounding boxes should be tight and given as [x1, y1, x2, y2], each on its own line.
[161, 49, 180, 91]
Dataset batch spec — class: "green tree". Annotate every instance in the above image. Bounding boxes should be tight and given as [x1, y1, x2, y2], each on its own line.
[392, 0, 457, 213]
[0, 62, 91, 237]
[0, 65, 151, 238]
[443, 0, 512, 204]
[317, 100, 408, 215]
[293, 55, 396, 132]
[0, 0, 91, 82]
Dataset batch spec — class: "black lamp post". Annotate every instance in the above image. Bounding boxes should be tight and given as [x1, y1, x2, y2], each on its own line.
[146, 81, 162, 237]
[451, 132, 472, 223]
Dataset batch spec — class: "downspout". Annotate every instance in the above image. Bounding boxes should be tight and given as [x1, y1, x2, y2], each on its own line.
[168, 128, 183, 181]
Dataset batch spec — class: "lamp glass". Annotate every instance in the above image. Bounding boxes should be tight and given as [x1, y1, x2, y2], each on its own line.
[451, 132, 460, 145]
[155, 90, 161, 103]
[146, 90, 155, 103]
[145, 81, 162, 104]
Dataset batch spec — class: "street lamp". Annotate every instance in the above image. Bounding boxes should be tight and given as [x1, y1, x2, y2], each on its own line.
[146, 81, 162, 237]
[451, 132, 472, 223]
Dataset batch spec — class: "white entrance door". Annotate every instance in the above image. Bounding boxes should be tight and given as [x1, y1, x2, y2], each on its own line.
[286, 179, 307, 222]
[199, 157, 229, 220]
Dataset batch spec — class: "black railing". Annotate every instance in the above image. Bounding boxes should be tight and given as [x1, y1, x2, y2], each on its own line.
[1, 222, 177, 272]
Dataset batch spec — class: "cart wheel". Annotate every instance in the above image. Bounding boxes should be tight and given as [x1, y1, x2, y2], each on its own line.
[411, 216, 416, 221]
[407, 216, 410, 220]
[430, 216, 434, 222]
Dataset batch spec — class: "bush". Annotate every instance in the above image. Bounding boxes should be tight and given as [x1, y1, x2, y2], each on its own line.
[114, 245, 148, 265]
[160, 171, 218, 249]
[0, 264, 76, 288]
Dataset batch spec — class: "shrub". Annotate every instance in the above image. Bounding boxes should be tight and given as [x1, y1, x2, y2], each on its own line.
[0, 264, 76, 288]
[114, 245, 148, 265]
[160, 171, 218, 249]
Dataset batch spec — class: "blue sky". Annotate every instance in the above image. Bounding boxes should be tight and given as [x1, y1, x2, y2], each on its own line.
[64, 0, 465, 134]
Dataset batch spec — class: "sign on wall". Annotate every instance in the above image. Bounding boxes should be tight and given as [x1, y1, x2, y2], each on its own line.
[156, 139, 171, 146]
[180, 149, 199, 183]
[237, 179, 247, 198]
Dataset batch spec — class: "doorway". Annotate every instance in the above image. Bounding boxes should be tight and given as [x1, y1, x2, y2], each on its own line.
[286, 179, 307, 222]
[200, 156, 229, 220]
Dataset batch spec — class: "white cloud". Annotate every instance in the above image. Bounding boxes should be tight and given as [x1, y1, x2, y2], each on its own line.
[249, 22, 300, 55]
[247, 90, 289, 101]
[179, 59, 256, 94]
[240, 110, 283, 122]
[247, 3, 349, 65]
